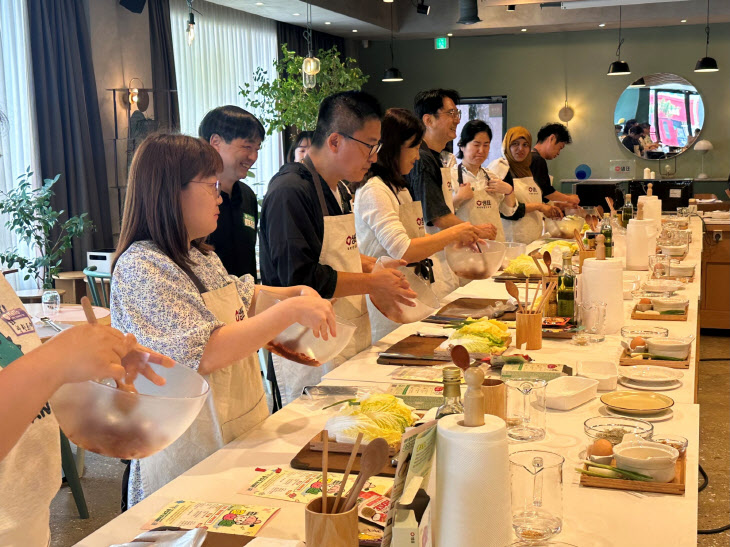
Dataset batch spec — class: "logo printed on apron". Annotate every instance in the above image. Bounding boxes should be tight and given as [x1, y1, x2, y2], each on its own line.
[243, 213, 255, 230]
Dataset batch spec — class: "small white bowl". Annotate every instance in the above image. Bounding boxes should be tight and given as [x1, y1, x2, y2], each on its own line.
[576, 360, 618, 391]
[545, 376, 599, 410]
[659, 244, 687, 257]
[642, 279, 684, 294]
[651, 296, 689, 312]
[646, 337, 692, 360]
[613, 438, 679, 482]
[669, 262, 695, 277]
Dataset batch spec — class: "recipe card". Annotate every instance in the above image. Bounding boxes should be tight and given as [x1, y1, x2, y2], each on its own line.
[243, 468, 392, 504]
[142, 500, 278, 536]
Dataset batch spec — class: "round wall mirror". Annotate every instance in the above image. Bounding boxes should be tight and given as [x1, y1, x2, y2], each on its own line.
[613, 72, 705, 160]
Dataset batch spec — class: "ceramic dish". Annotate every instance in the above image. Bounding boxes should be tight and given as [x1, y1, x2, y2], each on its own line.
[669, 262, 695, 277]
[545, 376, 599, 410]
[642, 279, 685, 294]
[600, 391, 675, 415]
[618, 377, 682, 392]
[620, 326, 669, 341]
[583, 416, 653, 445]
[576, 360, 618, 391]
[645, 337, 692, 360]
[601, 405, 674, 423]
[619, 365, 684, 384]
[659, 244, 687, 257]
[613, 437, 679, 482]
[650, 296, 689, 312]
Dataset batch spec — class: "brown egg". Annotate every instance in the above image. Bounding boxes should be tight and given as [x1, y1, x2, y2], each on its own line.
[591, 438, 614, 457]
[630, 336, 646, 349]
[639, 298, 652, 305]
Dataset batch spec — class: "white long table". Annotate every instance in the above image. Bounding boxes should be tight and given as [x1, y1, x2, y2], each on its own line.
[76, 219, 704, 546]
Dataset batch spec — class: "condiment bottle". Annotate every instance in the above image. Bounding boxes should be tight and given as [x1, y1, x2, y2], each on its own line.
[621, 194, 634, 227]
[600, 213, 613, 258]
[556, 251, 575, 320]
[436, 367, 464, 419]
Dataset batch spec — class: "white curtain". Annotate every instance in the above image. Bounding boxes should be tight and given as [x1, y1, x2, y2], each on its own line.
[170, 0, 281, 202]
[0, 0, 42, 290]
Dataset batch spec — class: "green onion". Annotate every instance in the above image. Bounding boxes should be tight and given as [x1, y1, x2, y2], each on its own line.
[322, 398, 358, 410]
[581, 460, 653, 481]
[576, 467, 623, 479]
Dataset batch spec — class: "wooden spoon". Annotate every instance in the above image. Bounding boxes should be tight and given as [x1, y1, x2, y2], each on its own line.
[573, 229, 586, 252]
[505, 281, 524, 313]
[542, 251, 553, 275]
[450, 344, 471, 371]
[342, 438, 390, 512]
[605, 197, 616, 217]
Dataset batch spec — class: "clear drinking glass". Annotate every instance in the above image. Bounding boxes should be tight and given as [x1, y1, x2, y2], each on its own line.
[648, 254, 670, 279]
[510, 450, 565, 543]
[42, 290, 61, 319]
[576, 301, 607, 343]
[505, 379, 547, 442]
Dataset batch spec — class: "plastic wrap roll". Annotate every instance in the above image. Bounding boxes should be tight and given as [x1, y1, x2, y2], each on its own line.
[626, 219, 656, 271]
[581, 257, 624, 334]
[434, 414, 511, 547]
[637, 195, 662, 230]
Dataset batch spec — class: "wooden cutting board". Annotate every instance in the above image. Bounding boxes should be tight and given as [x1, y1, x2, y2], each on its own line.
[433, 298, 517, 322]
[376, 335, 449, 366]
[291, 439, 396, 478]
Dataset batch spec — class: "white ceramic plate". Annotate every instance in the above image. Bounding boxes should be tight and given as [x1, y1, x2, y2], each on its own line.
[642, 280, 685, 293]
[618, 377, 682, 392]
[600, 391, 675, 415]
[619, 365, 684, 383]
[600, 405, 674, 423]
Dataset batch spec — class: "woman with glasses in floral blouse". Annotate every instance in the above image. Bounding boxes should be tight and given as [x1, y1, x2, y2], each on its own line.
[111, 133, 336, 508]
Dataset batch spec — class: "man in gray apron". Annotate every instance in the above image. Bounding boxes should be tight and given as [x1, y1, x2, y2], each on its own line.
[406, 89, 497, 300]
[260, 91, 417, 405]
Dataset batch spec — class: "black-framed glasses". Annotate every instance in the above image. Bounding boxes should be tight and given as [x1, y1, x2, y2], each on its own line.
[189, 179, 221, 196]
[439, 108, 462, 120]
[339, 133, 382, 158]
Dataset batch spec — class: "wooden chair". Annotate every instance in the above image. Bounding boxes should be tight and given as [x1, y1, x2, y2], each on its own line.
[83, 267, 111, 308]
[60, 431, 89, 518]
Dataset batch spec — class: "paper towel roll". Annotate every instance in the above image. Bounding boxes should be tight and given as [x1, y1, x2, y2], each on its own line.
[626, 219, 657, 270]
[637, 195, 662, 230]
[434, 414, 511, 547]
[581, 258, 624, 334]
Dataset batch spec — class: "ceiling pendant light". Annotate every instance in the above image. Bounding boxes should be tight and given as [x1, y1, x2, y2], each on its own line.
[186, 0, 196, 46]
[382, 4, 403, 82]
[629, 77, 646, 87]
[302, 3, 320, 89]
[695, 0, 719, 72]
[607, 6, 630, 76]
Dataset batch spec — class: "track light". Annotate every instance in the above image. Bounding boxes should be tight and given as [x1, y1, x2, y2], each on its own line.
[507, 5, 516, 11]
[417, 0, 430, 15]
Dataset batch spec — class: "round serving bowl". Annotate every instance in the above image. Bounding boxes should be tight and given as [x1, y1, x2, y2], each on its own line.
[645, 337, 692, 360]
[555, 215, 585, 238]
[583, 416, 653, 446]
[375, 265, 440, 324]
[650, 296, 689, 313]
[659, 244, 687, 257]
[51, 364, 209, 459]
[255, 290, 356, 366]
[501, 242, 527, 269]
[620, 326, 669, 342]
[445, 240, 505, 281]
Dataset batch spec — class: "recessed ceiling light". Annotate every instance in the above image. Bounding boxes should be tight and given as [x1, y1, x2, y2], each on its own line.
[447, 33, 453, 36]
[255, 2, 263, 5]
[352, 29, 358, 32]
[521, 28, 527, 32]
[324, 21, 331, 25]
[292, 13, 300, 16]
[680, 19, 687, 23]
[599, 23, 605, 27]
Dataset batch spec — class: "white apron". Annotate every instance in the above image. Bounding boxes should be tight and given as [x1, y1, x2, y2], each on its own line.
[454, 164, 507, 242]
[367, 185, 428, 343]
[272, 158, 371, 405]
[139, 280, 268, 497]
[503, 176, 544, 244]
[426, 167, 459, 300]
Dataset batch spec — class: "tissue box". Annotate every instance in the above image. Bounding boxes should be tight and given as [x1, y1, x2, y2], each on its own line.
[86, 248, 116, 274]
[500, 363, 572, 382]
[392, 489, 432, 547]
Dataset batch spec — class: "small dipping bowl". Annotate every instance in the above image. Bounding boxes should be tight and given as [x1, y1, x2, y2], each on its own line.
[653, 435, 688, 456]
[584, 416, 653, 446]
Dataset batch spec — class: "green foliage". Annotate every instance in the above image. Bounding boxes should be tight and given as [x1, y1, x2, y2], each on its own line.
[0, 168, 94, 289]
[239, 44, 369, 135]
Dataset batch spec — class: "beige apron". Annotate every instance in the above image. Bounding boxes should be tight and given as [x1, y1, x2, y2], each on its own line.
[426, 167, 459, 300]
[139, 280, 268, 498]
[503, 176, 543, 244]
[272, 158, 371, 405]
[454, 164, 507, 242]
[366, 184, 427, 343]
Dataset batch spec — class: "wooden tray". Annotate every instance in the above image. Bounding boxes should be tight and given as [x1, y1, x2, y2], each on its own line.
[579, 453, 686, 495]
[309, 431, 399, 458]
[619, 348, 690, 369]
[376, 335, 449, 366]
[432, 298, 517, 322]
[631, 304, 688, 321]
[291, 438, 396, 478]
[664, 274, 695, 282]
[146, 528, 254, 546]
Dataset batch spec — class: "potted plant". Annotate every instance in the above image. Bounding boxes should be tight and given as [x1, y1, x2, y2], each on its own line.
[0, 167, 94, 289]
[239, 44, 369, 134]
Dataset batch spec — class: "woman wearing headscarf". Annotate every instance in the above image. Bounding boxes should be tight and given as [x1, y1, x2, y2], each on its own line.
[487, 127, 562, 243]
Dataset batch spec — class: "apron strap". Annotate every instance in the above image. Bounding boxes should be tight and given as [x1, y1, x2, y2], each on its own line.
[180, 264, 208, 295]
[458, 164, 464, 186]
[303, 156, 330, 218]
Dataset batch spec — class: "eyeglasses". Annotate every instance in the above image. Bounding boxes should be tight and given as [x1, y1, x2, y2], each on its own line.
[189, 179, 221, 196]
[339, 133, 382, 158]
[439, 108, 462, 120]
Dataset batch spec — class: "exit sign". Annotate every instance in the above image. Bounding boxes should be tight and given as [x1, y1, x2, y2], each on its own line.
[434, 37, 449, 50]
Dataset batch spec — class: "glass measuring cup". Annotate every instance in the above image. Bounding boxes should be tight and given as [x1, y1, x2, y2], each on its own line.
[509, 450, 565, 543]
[505, 379, 547, 442]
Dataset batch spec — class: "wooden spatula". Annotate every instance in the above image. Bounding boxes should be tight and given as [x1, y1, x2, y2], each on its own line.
[341, 438, 390, 513]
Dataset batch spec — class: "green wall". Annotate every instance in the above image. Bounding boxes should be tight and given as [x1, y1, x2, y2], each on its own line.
[357, 24, 730, 196]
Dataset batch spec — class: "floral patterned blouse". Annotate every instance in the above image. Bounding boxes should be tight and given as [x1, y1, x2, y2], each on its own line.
[110, 240, 255, 508]
[111, 240, 254, 371]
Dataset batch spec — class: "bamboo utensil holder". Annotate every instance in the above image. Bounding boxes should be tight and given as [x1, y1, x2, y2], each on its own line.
[305, 496, 359, 546]
[516, 311, 542, 350]
[481, 378, 506, 420]
[578, 250, 596, 273]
